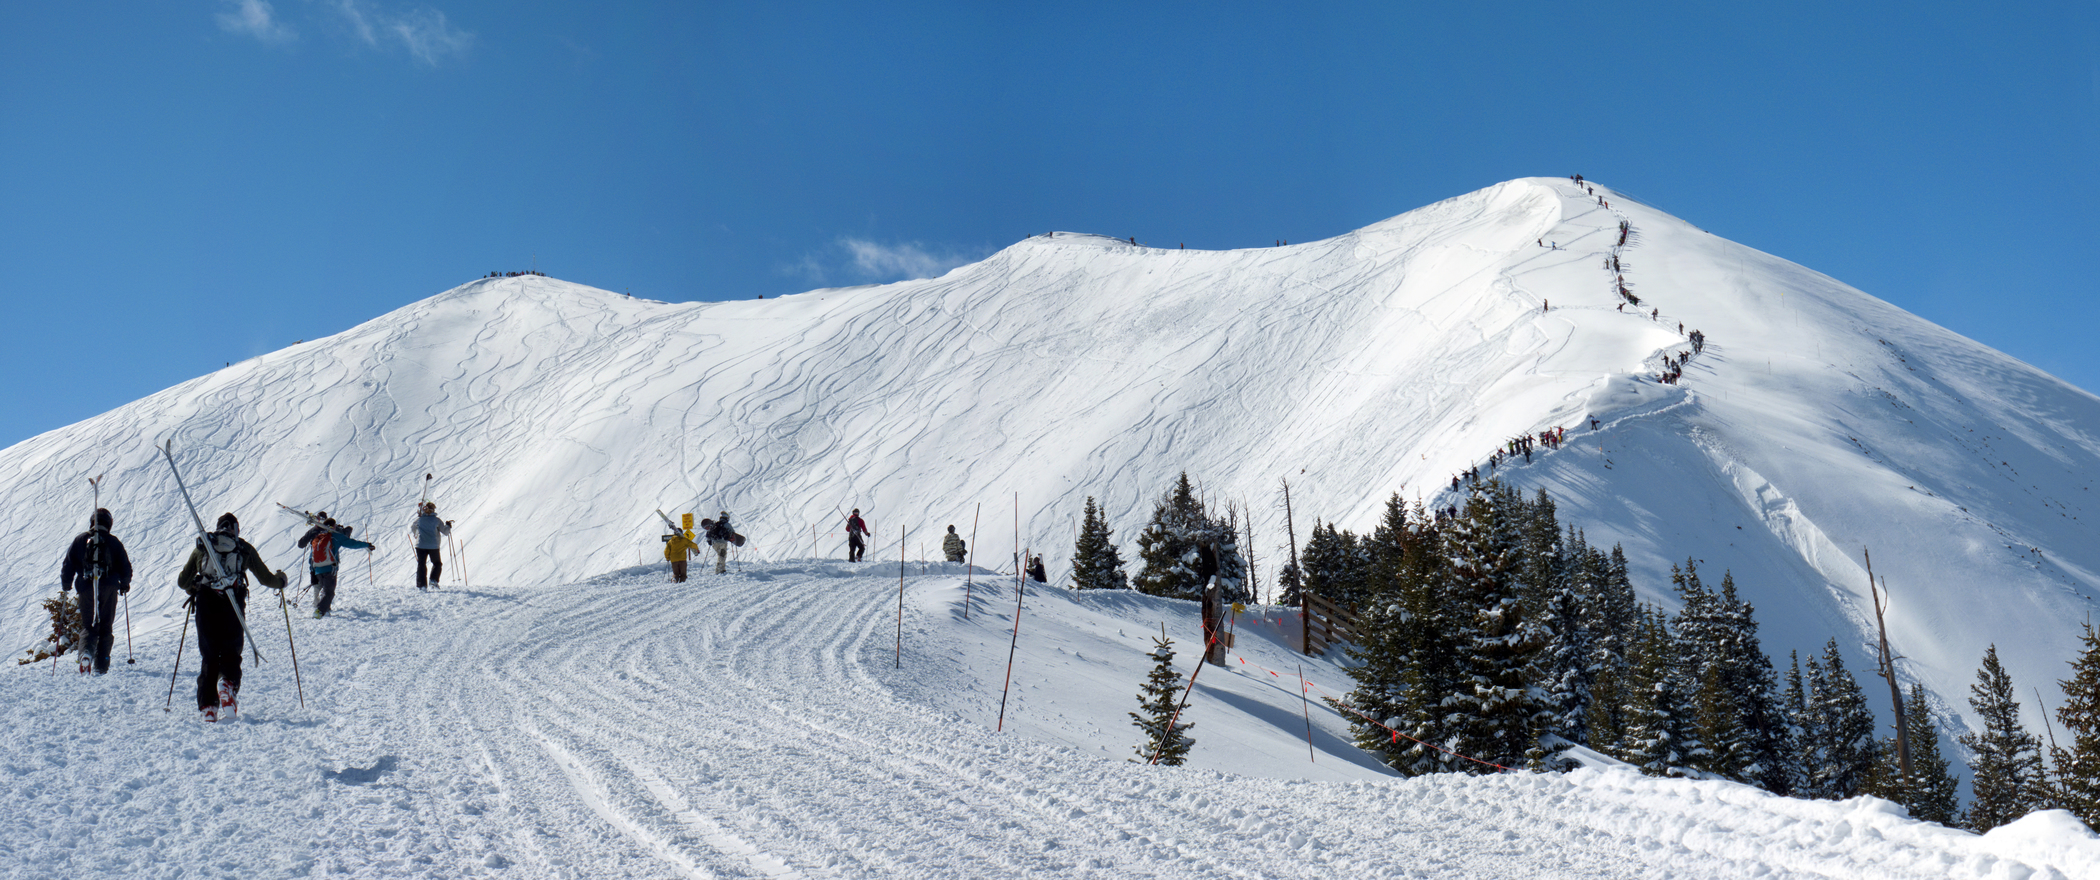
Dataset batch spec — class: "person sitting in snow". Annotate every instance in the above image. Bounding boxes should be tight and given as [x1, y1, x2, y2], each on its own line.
[942, 525, 966, 563]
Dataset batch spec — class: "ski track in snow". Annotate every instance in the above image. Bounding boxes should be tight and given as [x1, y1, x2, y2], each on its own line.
[1, 566, 2086, 879]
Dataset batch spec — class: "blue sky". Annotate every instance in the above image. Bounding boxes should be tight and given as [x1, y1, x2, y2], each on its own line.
[2, 2, 2095, 449]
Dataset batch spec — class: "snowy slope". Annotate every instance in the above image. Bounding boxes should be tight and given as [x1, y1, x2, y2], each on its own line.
[4, 176, 2097, 758]
[4, 564, 2091, 878]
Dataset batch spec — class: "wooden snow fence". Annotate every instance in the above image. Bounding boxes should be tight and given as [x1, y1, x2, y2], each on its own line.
[1301, 593, 1358, 658]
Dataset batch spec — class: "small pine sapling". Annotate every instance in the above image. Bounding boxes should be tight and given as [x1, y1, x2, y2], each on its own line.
[1131, 633, 1194, 765]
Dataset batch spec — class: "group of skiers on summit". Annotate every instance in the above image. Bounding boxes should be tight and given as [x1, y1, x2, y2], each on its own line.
[53, 498, 465, 722]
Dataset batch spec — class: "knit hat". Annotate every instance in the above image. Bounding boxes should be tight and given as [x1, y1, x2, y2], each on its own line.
[215, 512, 240, 536]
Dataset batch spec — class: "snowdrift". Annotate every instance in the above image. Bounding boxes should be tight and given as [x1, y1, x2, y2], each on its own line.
[3, 176, 2096, 754]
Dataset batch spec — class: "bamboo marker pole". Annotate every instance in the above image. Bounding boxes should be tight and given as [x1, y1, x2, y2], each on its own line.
[963, 503, 981, 619]
[1299, 663, 1315, 763]
[896, 526, 909, 668]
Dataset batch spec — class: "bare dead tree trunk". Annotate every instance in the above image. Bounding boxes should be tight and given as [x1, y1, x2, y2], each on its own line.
[1863, 548, 1913, 788]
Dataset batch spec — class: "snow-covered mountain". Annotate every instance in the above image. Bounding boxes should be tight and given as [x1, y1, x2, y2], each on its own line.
[5, 176, 2095, 752]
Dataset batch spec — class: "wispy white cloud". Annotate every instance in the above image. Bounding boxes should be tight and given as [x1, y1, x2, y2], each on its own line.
[225, 0, 471, 65]
[792, 238, 984, 285]
[332, 0, 378, 45]
[218, 0, 297, 43]
[388, 7, 472, 66]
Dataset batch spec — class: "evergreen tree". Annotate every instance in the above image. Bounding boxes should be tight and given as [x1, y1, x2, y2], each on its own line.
[1300, 521, 1372, 608]
[1275, 561, 1303, 607]
[1447, 485, 1548, 771]
[1671, 565, 1792, 792]
[1130, 635, 1194, 765]
[1961, 644, 2048, 831]
[1801, 639, 1880, 800]
[1894, 684, 1960, 825]
[1071, 497, 1129, 591]
[2052, 622, 2100, 828]
[1622, 608, 1702, 776]
[1532, 581, 1592, 768]
[1364, 494, 1411, 606]
[1580, 542, 1640, 755]
[1132, 473, 1249, 602]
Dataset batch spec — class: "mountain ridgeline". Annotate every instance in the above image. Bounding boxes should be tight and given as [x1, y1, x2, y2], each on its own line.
[2, 177, 2096, 759]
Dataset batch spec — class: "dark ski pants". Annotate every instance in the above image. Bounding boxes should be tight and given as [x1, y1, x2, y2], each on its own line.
[194, 592, 247, 710]
[313, 570, 338, 615]
[416, 548, 443, 589]
[671, 559, 688, 582]
[848, 533, 866, 562]
[74, 581, 120, 673]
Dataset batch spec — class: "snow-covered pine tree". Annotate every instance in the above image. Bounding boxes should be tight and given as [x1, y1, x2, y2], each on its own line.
[1622, 607, 1702, 776]
[1447, 485, 1547, 772]
[1672, 565, 1792, 792]
[1130, 634, 1194, 765]
[1784, 651, 1813, 791]
[1275, 561, 1303, 607]
[1893, 684, 1959, 825]
[1514, 488, 1566, 609]
[1300, 521, 1371, 607]
[1132, 473, 1249, 602]
[1531, 581, 1592, 769]
[1387, 503, 1468, 776]
[1580, 541, 1640, 755]
[2051, 621, 2100, 828]
[1072, 496, 1129, 591]
[1802, 639, 1881, 800]
[1364, 494, 1411, 605]
[1960, 644, 2049, 831]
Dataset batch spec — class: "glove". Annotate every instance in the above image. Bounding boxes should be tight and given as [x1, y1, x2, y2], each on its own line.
[445, 520, 454, 527]
[274, 569, 288, 588]
[117, 585, 130, 595]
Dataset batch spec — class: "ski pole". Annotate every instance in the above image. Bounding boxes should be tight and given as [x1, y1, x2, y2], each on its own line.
[123, 590, 134, 665]
[164, 600, 192, 711]
[278, 588, 305, 709]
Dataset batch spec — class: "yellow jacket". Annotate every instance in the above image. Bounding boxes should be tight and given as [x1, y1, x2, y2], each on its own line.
[664, 531, 699, 561]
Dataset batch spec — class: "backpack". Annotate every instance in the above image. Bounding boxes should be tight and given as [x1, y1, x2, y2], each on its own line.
[309, 530, 335, 567]
[197, 533, 246, 590]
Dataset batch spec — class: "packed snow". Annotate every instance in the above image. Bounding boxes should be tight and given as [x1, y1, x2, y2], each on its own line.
[5, 561, 2092, 878]
[5, 176, 2100, 874]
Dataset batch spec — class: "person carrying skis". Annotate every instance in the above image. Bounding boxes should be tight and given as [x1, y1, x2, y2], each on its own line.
[664, 524, 698, 583]
[703, 512, 738, 574]
[297, 517, 371, 617]
[845, 509, 870, 562]
[59, 508, 132, 674]
[410, 502, 452, 590]
[942, 525, 966, 563]
[178, 513, 287, 721]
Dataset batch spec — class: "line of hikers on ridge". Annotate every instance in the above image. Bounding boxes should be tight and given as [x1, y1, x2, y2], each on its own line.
[55, 500, 462, 721]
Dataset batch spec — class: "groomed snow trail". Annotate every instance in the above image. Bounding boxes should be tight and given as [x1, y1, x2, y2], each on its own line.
[2, 566, 2084, 878]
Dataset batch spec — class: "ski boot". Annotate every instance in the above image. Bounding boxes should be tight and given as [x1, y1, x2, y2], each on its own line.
[202, 706, 218, 723]
[217, 681, 238, 720]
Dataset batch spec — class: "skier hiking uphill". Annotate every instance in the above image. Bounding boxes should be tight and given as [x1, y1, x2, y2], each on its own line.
[664, 524, 698, 583]
[410, 502, 451, 590]
[297, 517, 371, 617]
[942, 525, 966, 563]
[59, 508, 132, 674]
[702, 511, 744, 574]
[179, 513, 287, 721]
[845, 509, 870, 563]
